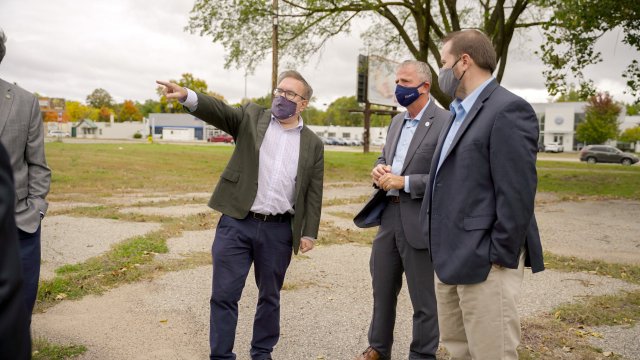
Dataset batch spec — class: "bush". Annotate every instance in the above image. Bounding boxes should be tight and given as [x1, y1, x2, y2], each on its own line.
[133, 133, 142, 139]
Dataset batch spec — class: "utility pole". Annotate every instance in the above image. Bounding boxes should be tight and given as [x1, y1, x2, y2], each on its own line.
[272, 0, 279, 97]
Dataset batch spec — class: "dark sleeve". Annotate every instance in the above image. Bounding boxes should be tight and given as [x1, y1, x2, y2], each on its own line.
[302, 141, 324, 239]
[190, 93, 245, 138]
[489, 98, 539, 268]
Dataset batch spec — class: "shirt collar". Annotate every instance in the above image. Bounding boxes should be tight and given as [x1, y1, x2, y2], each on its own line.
[270, 115, 304, 131]
[404, 98, 432, 122]
[450, 77, 494, 115]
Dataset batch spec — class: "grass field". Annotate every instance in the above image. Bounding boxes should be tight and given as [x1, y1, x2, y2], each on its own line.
[46, 143, 640, 201]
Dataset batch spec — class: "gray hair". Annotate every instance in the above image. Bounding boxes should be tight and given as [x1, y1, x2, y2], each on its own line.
[398, 60, 432, 83]
[277, 70, 313, 100]
[0, 28, 6, 64]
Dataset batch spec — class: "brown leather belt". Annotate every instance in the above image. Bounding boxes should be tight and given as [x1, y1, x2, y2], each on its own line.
[388, 196, 401, 203]
[248, 211, 291, 223]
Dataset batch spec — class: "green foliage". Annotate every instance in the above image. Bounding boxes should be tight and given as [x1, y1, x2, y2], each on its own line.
[32, 338, 87, 360]
[86, 88, 114, 109]
[537, 161, 640, 200]
[186, 0, 550, 106]
[65, 101, 99, 122]
[118, 100, 143, 122]
[554, 84, 589, 102]
[626, 102, 640, 116]
[302, 105, 325, 125]
[575, 92, 621, 144]
[620, 126, 640, 143]
[137, 99, 162, 117]
[158, 73, 211, 113]
[540, 0, 640, 101]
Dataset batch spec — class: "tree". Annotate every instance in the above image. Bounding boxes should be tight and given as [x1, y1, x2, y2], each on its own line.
[324, 96, 390, 127]
[186, 0, 640, 106]
[97, 106, 112, 122]
[540, 0, 640, 100]
[554, 84, 588, 102]
[137, 99, 162, 118]
[626, 103, 640, 116]
[65, 101, 98, 122]
[619, 126, 640, 144]
[157, 73, 211, 112]
[575, 92, 621, 145]
[119, 100, 143, 122]
[86, 88, 114, 109]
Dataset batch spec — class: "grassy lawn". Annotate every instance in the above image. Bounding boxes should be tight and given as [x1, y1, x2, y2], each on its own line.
[46, 143, 640, 201]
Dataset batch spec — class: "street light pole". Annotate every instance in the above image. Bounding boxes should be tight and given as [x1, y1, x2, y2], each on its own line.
[272, 0, 279, 97]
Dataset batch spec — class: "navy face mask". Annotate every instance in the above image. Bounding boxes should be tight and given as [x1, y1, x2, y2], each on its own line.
[271, 95, 298, 120]
[395, 83, 424, 107]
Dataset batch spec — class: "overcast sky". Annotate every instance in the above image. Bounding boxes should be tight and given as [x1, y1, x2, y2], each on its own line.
[1, 0, 637, 109]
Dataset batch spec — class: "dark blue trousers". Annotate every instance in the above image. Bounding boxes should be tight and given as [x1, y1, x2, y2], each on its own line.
[210, 215, 293, 360]
[18, 225, 41, 318]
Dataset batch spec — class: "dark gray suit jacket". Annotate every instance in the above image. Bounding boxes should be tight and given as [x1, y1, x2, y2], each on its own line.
[354, 99, 449, 249]
[190, 93, 324, 255]
[0, 78, 51, 233]
[419, 80, 544, 285]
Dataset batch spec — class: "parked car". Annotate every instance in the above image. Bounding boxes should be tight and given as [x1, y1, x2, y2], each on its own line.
[47, 130, 70, 137]
[579, 145, 639, 165]
[371, 138, 385, 147]
[544, 142, 564, 153]
[324, 137, 339, 145]
[207, 134, 234, 143]
[333, 138, 348, 146]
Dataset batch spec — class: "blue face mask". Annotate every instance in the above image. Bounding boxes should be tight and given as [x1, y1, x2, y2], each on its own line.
[395, 83, 424, 107]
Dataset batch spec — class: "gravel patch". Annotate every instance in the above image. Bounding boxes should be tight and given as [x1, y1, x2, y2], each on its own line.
[119, 204, 214, 217]
[519, 271, 640, 317]
[536, 200, 640, 265]
[32, 243, 638, 360]
[322, 203, 364, 231]
[103, 192, 211, 206]
[40, 216, 161, 280]
[46, 202, 101, 213]
[323, 185, 373, 201]
[588, 324, 640, 359]
[160, 230, 213, 260]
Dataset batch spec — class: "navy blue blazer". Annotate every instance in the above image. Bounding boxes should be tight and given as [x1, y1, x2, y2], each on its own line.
[419, 80, 544, 285]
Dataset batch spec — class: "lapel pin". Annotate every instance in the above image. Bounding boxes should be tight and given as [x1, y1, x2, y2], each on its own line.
[425, 121, 430, 127]
[5, 94, 10, 99]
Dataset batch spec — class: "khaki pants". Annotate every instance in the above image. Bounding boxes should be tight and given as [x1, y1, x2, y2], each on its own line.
[435, 250, 525, 360]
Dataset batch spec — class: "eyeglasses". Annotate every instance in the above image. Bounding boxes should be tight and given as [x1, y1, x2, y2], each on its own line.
[273, 88, 306, 101]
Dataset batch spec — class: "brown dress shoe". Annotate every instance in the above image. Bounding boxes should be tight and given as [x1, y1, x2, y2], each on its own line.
[354, 346, 383, 360]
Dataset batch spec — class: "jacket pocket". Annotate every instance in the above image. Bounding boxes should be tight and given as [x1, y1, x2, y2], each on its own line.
[463, 215, 495, 230]
[220, 169, 240, 183]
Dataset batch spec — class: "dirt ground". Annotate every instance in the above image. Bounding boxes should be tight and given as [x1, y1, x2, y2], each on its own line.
[32, 187, 640, 359]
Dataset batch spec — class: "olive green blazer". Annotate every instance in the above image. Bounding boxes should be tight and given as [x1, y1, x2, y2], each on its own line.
[191, 93, 324, 254]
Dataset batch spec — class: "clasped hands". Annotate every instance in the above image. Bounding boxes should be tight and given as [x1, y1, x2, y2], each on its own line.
[371, 164, 404, 191]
